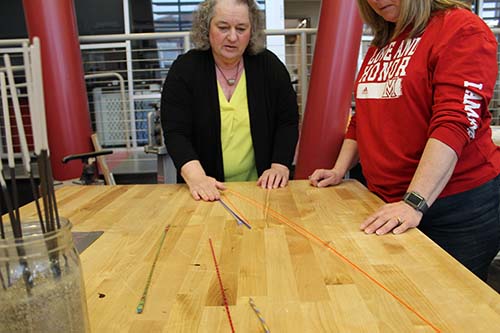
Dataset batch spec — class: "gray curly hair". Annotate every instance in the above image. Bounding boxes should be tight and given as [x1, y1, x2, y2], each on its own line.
[190, 0, 265, 55]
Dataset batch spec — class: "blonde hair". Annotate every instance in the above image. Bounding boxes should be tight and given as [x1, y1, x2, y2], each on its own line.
[191, 0, 265, 55]
[357, 0, 471, 47]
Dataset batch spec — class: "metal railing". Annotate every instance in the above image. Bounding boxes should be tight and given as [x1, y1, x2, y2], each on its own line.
[84, 72, 130, 148]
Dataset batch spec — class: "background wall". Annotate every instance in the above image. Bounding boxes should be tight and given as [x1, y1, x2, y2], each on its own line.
[285, 0, 321, 28]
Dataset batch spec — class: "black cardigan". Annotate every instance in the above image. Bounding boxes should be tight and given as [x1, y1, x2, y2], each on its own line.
[160, 49, 299, 182]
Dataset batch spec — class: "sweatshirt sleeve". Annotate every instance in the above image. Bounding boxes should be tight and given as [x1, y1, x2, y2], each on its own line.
[428, 14, 498, 157]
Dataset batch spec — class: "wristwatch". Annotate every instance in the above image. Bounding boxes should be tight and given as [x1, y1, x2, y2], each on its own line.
[403, 191, 429, 214]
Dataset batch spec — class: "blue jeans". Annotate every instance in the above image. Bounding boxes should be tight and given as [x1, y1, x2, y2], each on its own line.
[418, 174, 500, 281]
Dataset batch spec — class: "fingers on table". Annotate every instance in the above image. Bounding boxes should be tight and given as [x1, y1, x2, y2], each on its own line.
[191, 186, 220, 201]
[362, 215, 406, 235]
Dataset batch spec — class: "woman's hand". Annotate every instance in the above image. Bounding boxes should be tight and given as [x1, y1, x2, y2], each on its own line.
[360, 201, 423, 235]
[309, 168, 344, 187]
[186, 175, 226, 201]
[257, 163, 290, 189]
[181, 160, 226, 201]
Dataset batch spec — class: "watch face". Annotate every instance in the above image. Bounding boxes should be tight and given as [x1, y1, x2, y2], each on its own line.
[406, 192, 423, 206]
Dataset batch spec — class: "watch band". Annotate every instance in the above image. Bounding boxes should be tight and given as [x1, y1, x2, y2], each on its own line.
[403, 191, 429, 214]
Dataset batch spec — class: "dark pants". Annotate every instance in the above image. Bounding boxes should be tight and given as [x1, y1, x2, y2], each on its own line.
[418, 174, 500, 281]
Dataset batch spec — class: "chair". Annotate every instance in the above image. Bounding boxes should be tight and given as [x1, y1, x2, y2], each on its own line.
[91, 133, 116, 185]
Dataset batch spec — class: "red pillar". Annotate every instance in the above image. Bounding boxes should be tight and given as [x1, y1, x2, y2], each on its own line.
[23, 0, 93, 180]
[294, 0, 363, 179]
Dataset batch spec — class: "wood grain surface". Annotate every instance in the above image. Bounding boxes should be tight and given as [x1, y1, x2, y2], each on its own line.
[21, 180, 500, 332]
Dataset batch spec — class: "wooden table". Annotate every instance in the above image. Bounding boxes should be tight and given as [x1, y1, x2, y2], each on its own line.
[23, 180, 500, 332]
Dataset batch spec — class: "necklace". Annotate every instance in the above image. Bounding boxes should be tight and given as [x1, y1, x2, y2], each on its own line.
[215, 61, 240, 86]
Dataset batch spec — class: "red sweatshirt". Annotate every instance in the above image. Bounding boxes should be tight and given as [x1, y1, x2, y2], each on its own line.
[346, 8, 500, 203]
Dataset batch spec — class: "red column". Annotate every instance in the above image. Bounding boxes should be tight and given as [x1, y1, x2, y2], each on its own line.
[294, 0, 363, 179]
[23, 0, 93, 180]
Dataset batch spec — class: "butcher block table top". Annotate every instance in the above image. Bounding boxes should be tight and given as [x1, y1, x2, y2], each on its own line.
[22, 180, 500, 332]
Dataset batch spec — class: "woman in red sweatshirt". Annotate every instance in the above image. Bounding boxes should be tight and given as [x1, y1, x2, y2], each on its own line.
[310, 0, 500, 281]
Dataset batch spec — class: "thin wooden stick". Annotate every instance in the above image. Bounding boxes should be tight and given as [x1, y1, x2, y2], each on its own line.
[0, 190, 8, 289]
[209, 238, 236, 333]
[21, 45, 44, 230]
[29, 168, 45, 233]
[22, 42, 37, 147]
[0, 170, 20, 238]
[29, 38, 57, 233]
[4, 54, 27, 225]
[0, 72, 19, 234]
[0, 73, 10, 237]
[249, 298, 271, 333]
[4, 54, 31, 176]
[38, 151, 50, 233]
[0, 187, 10, 289]
[9, 168, 19, 224]
[41, 153, 55, 232]
[0, 72, 22, 291]
[45, 156, 60, 229]
[29, 38, 49, 157]
[136, 225, 170, 314]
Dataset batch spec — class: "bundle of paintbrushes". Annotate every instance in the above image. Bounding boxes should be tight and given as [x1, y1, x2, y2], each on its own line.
[0, 38, 89, 332]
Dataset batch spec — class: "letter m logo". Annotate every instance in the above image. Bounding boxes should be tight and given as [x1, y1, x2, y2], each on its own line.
[382, 78, 402, 99]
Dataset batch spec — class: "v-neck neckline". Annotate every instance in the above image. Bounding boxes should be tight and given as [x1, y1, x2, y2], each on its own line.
[218, 70, 245, 104]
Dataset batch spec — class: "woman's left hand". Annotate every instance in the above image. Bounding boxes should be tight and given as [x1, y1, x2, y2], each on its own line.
[257, 163, 290, 189]
[360, 201, 423, 235]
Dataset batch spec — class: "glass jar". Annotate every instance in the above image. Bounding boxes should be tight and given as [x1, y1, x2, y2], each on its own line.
[0, 218, 89, 332]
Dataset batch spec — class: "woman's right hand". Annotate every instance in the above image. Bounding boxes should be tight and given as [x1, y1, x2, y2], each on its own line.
[186, 175, 226, 201]
[181, 160, 226, 201]
[309, 168, 344, 188]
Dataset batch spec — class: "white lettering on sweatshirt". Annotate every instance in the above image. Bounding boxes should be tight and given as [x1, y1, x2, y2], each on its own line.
[463, 81, 483, 139]
[358, 37, 421, 99]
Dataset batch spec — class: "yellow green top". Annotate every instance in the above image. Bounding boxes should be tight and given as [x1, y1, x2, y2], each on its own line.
[218, 71, 258, 182]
